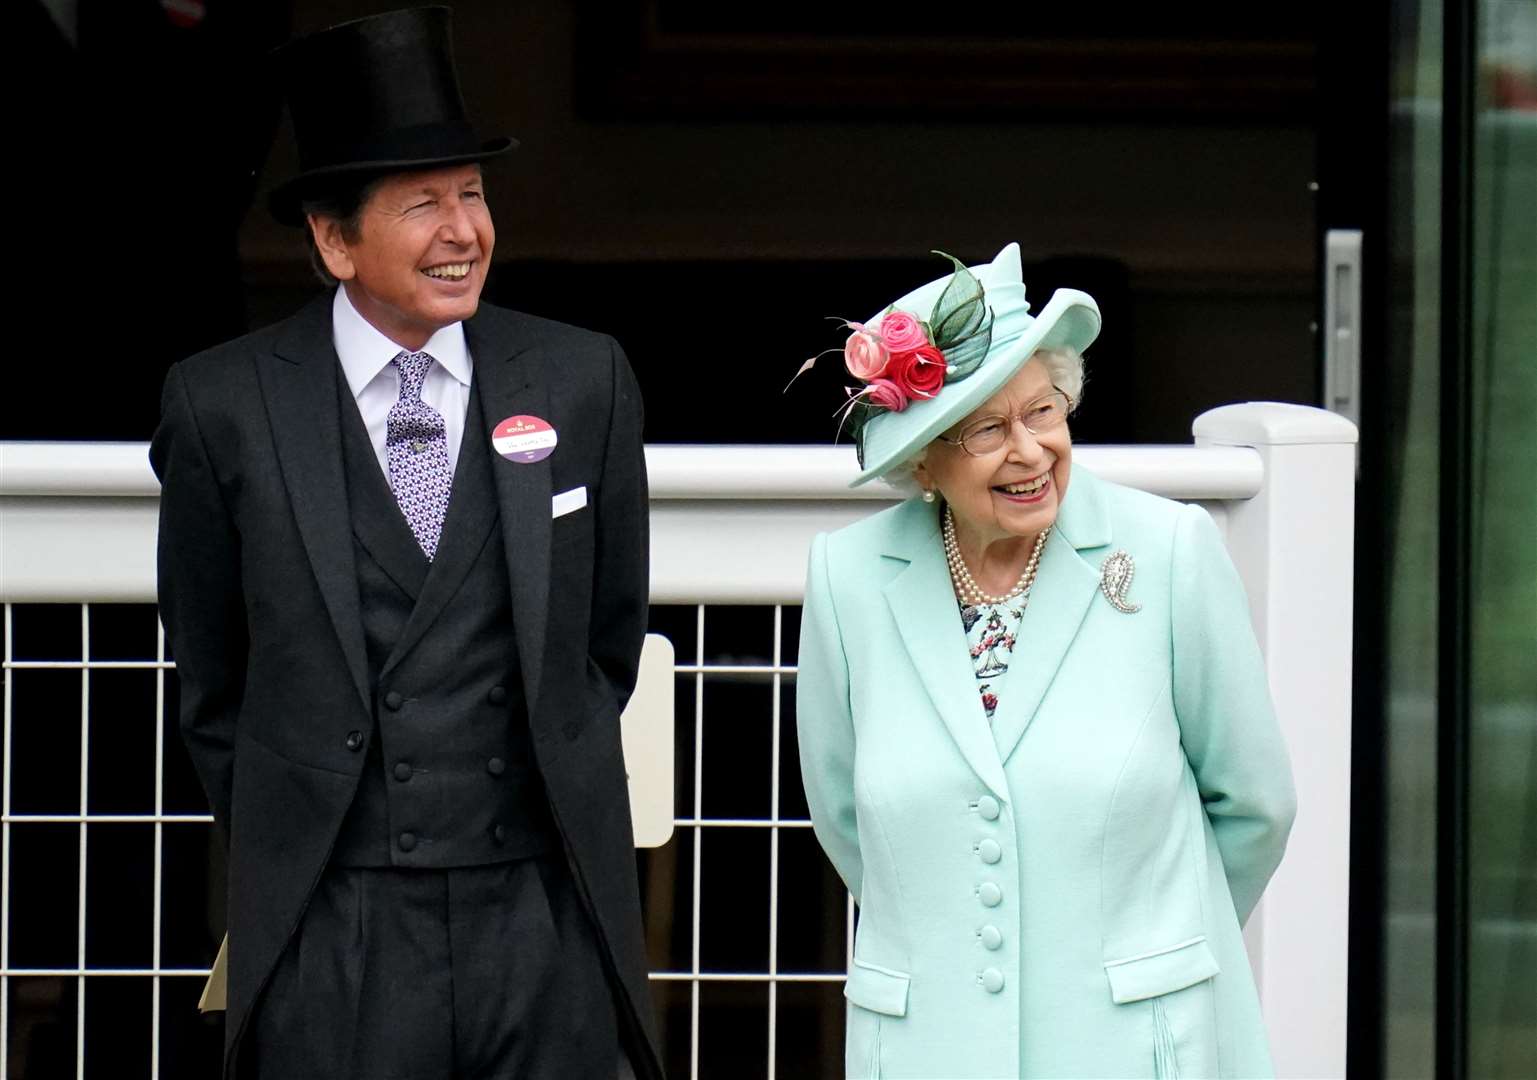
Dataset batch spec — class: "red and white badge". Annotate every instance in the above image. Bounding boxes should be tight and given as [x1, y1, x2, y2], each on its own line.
[491, 415, 558, 464]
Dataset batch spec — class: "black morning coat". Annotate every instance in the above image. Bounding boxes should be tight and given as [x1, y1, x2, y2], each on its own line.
[149, 294, 662, 1079]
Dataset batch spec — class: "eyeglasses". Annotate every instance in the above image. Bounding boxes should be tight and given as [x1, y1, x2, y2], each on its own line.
[934, 388, 1073, 457]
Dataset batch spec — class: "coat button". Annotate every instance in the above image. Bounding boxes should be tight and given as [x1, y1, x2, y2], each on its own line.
[384, 691, 404, 711]
[981, 967, 1005, 993]
[397, 831, 417, 853]
[977, 838, 1003, 864]
[344, 731, 364, 752]
[486, 757, 506, 777]
[979, 925, 1003, 950]
[488, 686, 508, 706]
[977, 795, 1001, 820]
[393, 762, 412, 782]
[492, 824, 506, 844]
[978, 882, 1003, 907]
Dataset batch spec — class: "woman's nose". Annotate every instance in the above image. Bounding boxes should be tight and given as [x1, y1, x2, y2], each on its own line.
[1006, 418, 1046, 461]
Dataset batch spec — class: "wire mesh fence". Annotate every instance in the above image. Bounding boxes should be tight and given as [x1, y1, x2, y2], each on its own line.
[2, 601, 849, 1080]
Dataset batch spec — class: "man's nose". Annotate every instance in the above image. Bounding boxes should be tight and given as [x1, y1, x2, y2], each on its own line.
[441, 201, 476, 245]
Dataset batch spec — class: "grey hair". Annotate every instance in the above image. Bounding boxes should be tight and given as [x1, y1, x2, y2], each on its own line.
[886, 344, 1087, 492]
[1035, 344, 1086, 405]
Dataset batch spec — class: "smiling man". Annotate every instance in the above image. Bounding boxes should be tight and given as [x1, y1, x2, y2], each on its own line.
[150, 9, 661, 1079]
[313, 165, 496, 346]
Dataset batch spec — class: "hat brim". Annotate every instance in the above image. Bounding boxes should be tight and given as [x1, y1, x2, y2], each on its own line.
[850, 288, 1102, 486]
[267, 136, 517, 226]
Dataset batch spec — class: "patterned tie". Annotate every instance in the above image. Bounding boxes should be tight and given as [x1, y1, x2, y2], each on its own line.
[385, 350, 452, 559]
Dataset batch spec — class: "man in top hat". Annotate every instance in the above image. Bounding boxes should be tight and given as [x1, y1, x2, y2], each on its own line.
[151, 8, 662, 1077]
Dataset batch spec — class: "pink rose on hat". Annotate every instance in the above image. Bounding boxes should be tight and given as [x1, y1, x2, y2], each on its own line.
[875, 310, 929, 353]
[844, 329, 890, 380]
[864, 378, 910, 412]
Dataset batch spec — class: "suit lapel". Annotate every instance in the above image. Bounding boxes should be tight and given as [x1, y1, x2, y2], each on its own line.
[379, 379, 499, 680]
[990, 464, 1113, 763]
[257, 296, 371, 717]
[883, 503, 1010, 798]
[467, 313, 553, 713]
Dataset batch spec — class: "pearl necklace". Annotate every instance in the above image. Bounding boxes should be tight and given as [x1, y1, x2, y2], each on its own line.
[942, 504, 1051, 608]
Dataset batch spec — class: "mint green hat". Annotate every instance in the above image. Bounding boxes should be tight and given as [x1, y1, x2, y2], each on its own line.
[852, 243, 1101, 486]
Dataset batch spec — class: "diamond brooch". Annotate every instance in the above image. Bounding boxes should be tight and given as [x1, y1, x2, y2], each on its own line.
[1099, 550, 1142, 614]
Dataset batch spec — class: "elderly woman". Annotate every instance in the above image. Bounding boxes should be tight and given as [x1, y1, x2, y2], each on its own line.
[796, 243, 1296, 1079]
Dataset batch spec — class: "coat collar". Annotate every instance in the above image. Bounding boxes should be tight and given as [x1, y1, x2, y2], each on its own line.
[463, 306, 555, 712]
[987, 465, 1112, 765]
[881, 503, 1010, 797]
[261, 296, 372, 717]
[880, 464, 1115, 798]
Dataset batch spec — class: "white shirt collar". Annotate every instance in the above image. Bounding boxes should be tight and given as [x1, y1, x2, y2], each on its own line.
[331, 285, 472, 397]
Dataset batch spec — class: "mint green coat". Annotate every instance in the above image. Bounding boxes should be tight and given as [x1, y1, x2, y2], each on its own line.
[797, 465, 1296, 1079]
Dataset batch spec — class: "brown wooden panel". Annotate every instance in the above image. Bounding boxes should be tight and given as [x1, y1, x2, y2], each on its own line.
[576, 2, 1318, 122]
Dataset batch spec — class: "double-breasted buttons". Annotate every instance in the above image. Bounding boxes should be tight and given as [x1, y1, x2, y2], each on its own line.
[344, 730, 364, 752]
[397, 831, 417, 853]
[384, 691, 404, 711]
[979, 925, 1003, 951]
[488, 686, 508, 706]
[977, 882, 1002, 907]
[486, 757, 506, 777]
[981, 968, 1005, 993]
[393, 762, 412, 782]
[976, 795, 1001, 821]
[976, 838, 1003, 864]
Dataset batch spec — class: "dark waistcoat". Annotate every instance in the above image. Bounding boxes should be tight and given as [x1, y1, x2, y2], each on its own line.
[331, 376, 557, 867]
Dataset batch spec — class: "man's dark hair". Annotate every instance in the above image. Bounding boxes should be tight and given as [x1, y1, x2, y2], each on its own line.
[298, 173, 388, 286]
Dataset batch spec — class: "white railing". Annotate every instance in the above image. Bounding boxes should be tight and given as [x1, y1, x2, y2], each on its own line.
[0, 401, 1358, 1080]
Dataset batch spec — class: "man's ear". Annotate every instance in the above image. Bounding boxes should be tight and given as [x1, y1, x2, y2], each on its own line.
[308, 214, 357, 281]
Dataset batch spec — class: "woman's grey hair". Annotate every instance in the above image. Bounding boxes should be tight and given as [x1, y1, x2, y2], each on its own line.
[1037, 343, 1086, 404]
[883, 344, 1087, 494]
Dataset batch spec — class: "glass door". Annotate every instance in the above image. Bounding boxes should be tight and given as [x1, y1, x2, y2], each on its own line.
[1357, 1, 1537, 1076]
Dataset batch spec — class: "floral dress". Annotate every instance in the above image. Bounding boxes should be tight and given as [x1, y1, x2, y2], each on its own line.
[959, 599, 1025, 720]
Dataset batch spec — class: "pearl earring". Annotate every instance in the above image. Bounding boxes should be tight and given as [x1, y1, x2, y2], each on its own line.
[921, 489, 937, 503]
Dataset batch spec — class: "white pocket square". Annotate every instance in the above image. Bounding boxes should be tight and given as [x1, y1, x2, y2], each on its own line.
[552, 486, 588, 518]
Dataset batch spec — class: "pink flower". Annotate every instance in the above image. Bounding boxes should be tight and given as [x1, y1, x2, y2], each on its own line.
[864, 378, 910, 412]
[876, 310, 929, 353]
[844, 330, 890, 380]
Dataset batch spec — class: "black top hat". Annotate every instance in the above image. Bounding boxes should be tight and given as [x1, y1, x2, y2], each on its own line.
[267, 6, 514, 225]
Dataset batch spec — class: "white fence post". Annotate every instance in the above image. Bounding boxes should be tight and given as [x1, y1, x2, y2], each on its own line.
[1194, 403, 1359, 1080]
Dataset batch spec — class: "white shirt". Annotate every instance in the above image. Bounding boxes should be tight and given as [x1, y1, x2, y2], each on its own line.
[331, 285, 473, 478]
